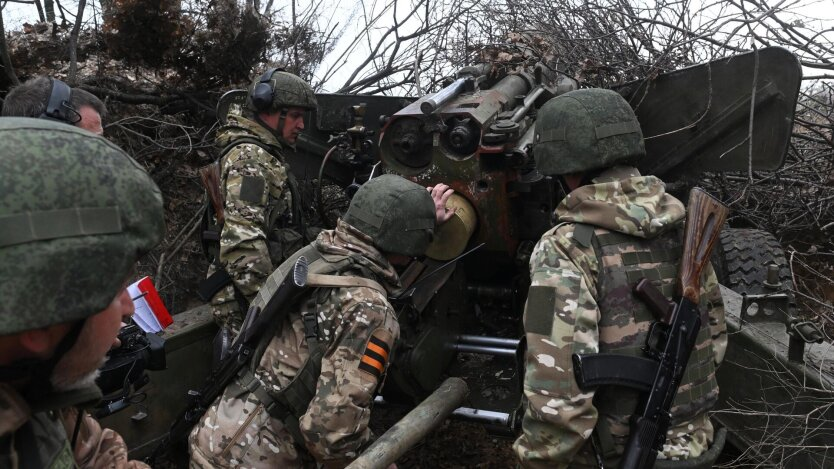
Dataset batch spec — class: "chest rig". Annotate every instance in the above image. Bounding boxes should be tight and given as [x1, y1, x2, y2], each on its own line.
[199, 137, 308, 304]
[229, 243, 387, 446]
[570, 222, 719, 460]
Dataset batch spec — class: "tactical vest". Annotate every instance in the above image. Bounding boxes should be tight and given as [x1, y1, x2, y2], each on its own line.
[568, 223, 719, 464]
[228, 242, 387, 446]
[199, 137, 309, 304]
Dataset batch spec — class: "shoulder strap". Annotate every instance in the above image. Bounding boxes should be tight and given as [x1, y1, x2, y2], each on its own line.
[218, 136, 278, 163]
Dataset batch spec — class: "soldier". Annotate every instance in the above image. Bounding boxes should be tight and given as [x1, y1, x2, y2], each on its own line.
[0, 118, 165, 467]
[201, 68, 320, 333]
[514, 89, 727, 468]
[190, 175, 454, 468]
[1, 76, 106, 135]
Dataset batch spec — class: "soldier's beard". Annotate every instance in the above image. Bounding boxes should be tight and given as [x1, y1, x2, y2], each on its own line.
[50, 357, 106, 392]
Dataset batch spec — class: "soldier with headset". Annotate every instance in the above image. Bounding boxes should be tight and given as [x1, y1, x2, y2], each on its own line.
[200, 68, 322, 334]
[2, 76, 107, 135]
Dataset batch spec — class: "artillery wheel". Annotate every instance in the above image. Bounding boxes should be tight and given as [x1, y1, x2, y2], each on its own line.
[716, 228, 794, 296]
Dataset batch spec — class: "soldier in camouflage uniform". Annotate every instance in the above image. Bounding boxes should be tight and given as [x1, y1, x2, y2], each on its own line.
[0, 118, 165, 468]
[203, 69, 320, 332]
[190, 175, 454, 468]
[514, 89, 727, 468]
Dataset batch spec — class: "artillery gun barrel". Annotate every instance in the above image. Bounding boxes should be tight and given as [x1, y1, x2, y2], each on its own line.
[511, 86, 546, 123]
[348, 377, 469, 469]
[490, 74, 533, 111]
[421, 77, 467, 115]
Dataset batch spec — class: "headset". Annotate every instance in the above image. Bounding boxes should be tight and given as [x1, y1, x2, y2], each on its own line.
[40, 78, 80, 124]
[250, 67, 282, 112]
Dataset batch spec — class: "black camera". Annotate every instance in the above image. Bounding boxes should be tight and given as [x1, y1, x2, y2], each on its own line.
[94, 322, 166, 418]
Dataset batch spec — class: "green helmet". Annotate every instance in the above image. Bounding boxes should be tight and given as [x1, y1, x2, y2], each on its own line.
[534, 88, 645, 175]
[247, 69, 318, 113]
[343, 174, 436, 257]
[0, 118, 165, 335]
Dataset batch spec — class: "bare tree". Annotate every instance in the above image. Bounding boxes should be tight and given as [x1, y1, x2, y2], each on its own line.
[0, 4, 20, 86]
[66, 0, 85, 83]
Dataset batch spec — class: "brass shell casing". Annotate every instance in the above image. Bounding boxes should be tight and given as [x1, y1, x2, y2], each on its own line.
[425, 193, 477, 261]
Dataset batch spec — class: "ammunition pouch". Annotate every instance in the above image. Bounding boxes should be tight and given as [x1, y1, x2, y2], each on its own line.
[198, 269, 233, 302]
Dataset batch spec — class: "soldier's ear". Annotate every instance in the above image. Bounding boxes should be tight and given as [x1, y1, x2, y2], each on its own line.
[18, 324, 70, 357]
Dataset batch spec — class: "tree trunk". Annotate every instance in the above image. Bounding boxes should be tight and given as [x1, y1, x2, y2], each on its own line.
[44, 0, 55, 22]
[68, 0, 87, 84]
[0, 6, 20, 87]
[34, 0, 46, 22]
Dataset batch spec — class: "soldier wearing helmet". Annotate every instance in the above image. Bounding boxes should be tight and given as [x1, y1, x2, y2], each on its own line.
[514, 89, 727, 468]
[190, 175, 455, 468]
[0, 118, 165, 468]
[202, 68, 321, 334]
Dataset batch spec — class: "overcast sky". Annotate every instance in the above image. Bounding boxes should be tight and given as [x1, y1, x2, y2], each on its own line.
[3, 0, 833, 91]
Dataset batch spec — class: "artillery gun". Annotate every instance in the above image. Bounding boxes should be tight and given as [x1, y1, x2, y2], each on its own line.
[101, 47, 834, 467]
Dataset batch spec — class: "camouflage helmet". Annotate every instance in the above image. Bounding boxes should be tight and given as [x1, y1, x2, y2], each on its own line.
[343, 174, 436, 257]
[534, 88, 645, 175]
[0, 118, 165, 335]
[247, 68, 318, 113]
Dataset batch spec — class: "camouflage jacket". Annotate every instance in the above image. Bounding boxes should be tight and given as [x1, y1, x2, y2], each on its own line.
[514, 166, 727, 468]
[208, 115, 304, 327]
[190, 220, 400, 469]
[0, 383, 148, 469]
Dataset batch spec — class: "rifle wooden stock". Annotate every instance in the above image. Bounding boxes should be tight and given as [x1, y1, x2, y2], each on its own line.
[200, 162, 225, 225]
[678, 188, 729, 303]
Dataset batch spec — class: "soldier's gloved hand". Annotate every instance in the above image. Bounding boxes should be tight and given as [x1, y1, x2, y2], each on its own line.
[427, 183, 455, 225]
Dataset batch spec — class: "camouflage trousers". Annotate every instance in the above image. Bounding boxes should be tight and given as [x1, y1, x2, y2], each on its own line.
[189, 391, 314, 468]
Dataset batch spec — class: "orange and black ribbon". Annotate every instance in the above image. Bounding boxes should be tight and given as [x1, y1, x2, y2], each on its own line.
[359, 335, 390, 380]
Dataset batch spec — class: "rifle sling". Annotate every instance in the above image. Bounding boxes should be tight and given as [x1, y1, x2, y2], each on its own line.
[572, 353, 657, 393]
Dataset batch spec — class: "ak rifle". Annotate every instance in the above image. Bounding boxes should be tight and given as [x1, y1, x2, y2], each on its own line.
[572, 187, 729, 469]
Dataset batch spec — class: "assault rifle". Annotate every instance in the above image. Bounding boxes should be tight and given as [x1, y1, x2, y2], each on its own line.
[572, 187, 729, 469]
[149, 256, 309, 463]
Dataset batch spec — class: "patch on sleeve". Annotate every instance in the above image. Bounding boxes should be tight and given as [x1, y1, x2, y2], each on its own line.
[239, 175, 266, 204]
[525, 286, 555, 336]
[358, 329, 393, 382]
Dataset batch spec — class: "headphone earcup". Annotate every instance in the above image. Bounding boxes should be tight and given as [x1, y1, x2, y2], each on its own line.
[251, 82, 273, 112]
